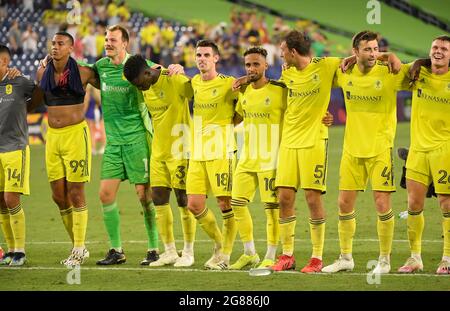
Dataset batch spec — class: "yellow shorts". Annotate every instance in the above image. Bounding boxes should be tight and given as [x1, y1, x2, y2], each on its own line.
[46, 121, 91, 183]
[339, 148, 395, 192]
[186, 155, 236, 197]
[0, 146, 30, 195]
[150, 157, 188, 189]
[232, 167, 277, 203]
[406, 141, 450, 194]
[275, 139, 328, 192]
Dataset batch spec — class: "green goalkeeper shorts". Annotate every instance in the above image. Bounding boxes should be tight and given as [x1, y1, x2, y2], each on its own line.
[101, 138, 151, 184]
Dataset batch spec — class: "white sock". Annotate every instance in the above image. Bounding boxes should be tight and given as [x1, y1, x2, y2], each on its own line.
[183, 242, 194, 254]
[312, 255, 322, 260]
[14, 248, 25, 253]
[442, 255, 450, 262]
[341, 253, 353, 260]
[113, 247, 123, 253]
[164, 242, 176, 252]
[72, 246, 84, 253]
[265, 244, 277, 260]
[222, 254, 230, 264]
[243, 241, 256, 256]
[411, 252, 422, 262]
[379, 255, 390, 263]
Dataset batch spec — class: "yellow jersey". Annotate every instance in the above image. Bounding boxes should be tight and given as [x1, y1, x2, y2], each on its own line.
[335, 62, 409, 157]
[236, 80, 287, 172]
[281, 57, 341, 148]
[409, 66, 450, 152]
[142, 70, 192, 160]
[190, 74, 237, 161]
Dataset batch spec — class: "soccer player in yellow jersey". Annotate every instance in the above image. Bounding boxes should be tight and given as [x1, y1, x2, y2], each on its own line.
[273, 30, 343, 273]
[229, 47, 287, 270]
[322, 31, 406, 274]
[187, 40, 239, 270]
[123, 54, 197, 267]
[398, 35, 450, 274]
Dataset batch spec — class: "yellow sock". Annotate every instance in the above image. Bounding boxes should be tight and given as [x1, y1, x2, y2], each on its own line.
[231, 198, 252, 242]
[60, 207, 74, 243]
[9, 203, 25, 251]
[221, 209, 237, 256]
[443, 212, 450, 257]
[0, 208, 14, 251]
[309, 218, 326, 259]
[338, 211, 356, 255]
[264, 203, 280, 246]
[279, 215, 296, 256]
[407, 210, 424, 255]
[195, 206, 222, 245]
[155, 203, 174, 245]
[72, 205, 88, 248]
[377, 209, 394, 256]
[178, 206, 196, 243]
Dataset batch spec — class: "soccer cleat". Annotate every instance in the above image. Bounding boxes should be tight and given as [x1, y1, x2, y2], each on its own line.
[205, 259, 229, 270]
[140, 250, 159, 266]
[148, 250, 179, 267]
[174, 251, 195, 267]
[229, 253, 260, 270]
[0, 247, 4, 260]
[398, 257, 423, 273]
[9, 252, 27, 266]
[204, 247, 223, 269]
[62, 248, 90, 266]
[96, 249, 126, 265]
[436, 260, 450, 275]
[300, 257, 323, 273]
[0, 252, 14, 265]
[256, 258, 275, 269]
[371, 256, 391, 274]
[322, 254, 355, 273]
[271, 254, 296, 271]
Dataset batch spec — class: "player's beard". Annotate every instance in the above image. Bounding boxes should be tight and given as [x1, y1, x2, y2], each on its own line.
[247, 73, 261, 83]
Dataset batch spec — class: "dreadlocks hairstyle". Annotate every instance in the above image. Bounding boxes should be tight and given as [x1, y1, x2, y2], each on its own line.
[123, 54, 149, 82]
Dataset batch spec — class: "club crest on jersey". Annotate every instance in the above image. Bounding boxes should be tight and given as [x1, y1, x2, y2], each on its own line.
[447, 83, 450, 92]
[312, 73, 320, 83]
[374, 80, 382, 90]
[212, 88, 218, 97]
[242, 99, 247, 106]
[5, 84, 12, 95]
[159, 90, 165, 98]
[264, 97, 271, 106]
[347, 81, 353, 87]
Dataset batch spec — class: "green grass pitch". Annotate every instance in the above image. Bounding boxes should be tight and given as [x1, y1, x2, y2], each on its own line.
[1, 122, 449, 290]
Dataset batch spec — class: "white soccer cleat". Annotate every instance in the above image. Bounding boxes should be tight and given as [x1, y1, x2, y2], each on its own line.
[62, 248, 90, 266]
[205, 259, 229, 270]
[148, 249, 179, 267]
[174, 251, 195, 267]
[371, 256, 391, 274]
[398, 257, 423, 273]
[322, 254, 355, 273]
[436, 260, 450, 275]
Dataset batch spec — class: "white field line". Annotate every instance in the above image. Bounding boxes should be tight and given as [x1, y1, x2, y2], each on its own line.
[2, 265, 449, 278]
[23, 238, 443, 245]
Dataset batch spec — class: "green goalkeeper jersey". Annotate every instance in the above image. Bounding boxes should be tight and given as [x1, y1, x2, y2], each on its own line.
[93, 54, 155, 145]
